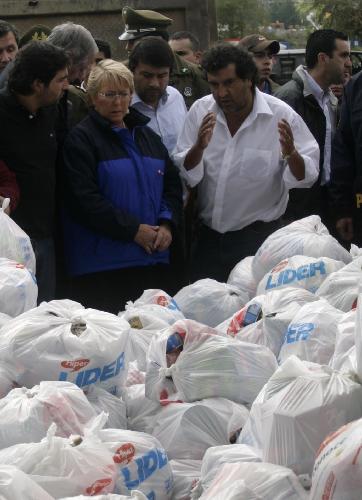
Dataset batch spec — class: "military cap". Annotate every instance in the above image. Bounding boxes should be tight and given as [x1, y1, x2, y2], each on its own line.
[119, 6, 172, 41]
[18, 24, 51, 48]
[239, 34, 280, 55]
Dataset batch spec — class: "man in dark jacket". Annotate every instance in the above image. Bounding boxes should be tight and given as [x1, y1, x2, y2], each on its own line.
[0, 159, 19, 213]
[329, 71, 362, 245]
[0, 42, 69, 302]
[275, 29, 351, 230]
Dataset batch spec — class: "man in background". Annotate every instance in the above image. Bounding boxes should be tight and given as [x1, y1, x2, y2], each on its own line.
[0, 20, 18, 76]
[169, 31, 202, 65]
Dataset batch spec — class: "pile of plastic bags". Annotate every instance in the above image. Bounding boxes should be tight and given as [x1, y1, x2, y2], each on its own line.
[1, 215, 362, 499]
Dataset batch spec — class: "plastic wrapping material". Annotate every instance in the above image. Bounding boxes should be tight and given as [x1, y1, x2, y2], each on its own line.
[227, 256, 257, 300]
[0, 257, 37, 317]
[196, 444, 261, 495]
[0, 464, 54, 500]
[145, 319, 277, 404]
[98, 427, 173, 500]
[310, 417, 362, 500]
[0, 363, 17, 398]
[354, 284, 362, 382]
[0, 311, 10, 328]
[0, 302, 130, 394]
[122, 384, 163, 434]
[279, 300, 343, 365]
[122, 289, 184, 325]
[60, 493, 147, 500]
[257, 255, 344, 296]
[316, 256, 362, 311]
[0, 422, 117, 498]
[0, 381, 97, 450]
[240, 356, 362, 475]
[85, 385, 127, 429]
[198, 462, 307, 500]
[169, 459, 201, 500]
[0, 198, 36, 273]
[252, 215, 352, 283]
[152, 398, 249, 460]
[173, 279, 248, 327]
[126, 361, 146, 387]
[121, 310, 169, 372]
[329, 310, 357, 374]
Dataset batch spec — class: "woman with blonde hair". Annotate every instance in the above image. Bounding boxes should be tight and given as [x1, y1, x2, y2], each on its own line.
[62, 59, 182, 313]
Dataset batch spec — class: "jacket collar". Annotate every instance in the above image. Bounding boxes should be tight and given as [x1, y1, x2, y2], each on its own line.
[293, 65, 338, 107]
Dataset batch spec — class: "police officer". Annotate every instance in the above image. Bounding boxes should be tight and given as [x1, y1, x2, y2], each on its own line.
[119, 6, 210, 109]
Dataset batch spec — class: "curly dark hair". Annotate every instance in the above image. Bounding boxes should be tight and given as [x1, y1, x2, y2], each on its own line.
[201, 43, 258, 86]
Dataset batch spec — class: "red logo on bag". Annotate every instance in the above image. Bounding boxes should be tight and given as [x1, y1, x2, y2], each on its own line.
[352, 298, 358, 310]
[15, 263, 25, 269]
[113, 443, 135, 464]
[227, 309, 245, 336]
[60, 359, 90, 372]
[157, 295, 169, 307]
[271, 259, 288, 273]
[86, 477, 112, 495]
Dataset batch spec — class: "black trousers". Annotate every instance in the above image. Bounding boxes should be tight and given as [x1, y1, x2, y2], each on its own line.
[190, 219, 282, 283]
[69, 264, 173, 315]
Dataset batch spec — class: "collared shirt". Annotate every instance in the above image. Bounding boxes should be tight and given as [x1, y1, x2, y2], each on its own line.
[301, 67, 337, 185]
[131, 86, 187, 153]
[172, 89, 319, 234]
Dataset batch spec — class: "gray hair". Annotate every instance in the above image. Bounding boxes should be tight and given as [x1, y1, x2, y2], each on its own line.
[48, 22, 97, 65]
[87, 59, 134, 97]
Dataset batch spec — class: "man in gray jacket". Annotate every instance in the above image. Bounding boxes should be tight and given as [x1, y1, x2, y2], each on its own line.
[275, 29, 351, 230]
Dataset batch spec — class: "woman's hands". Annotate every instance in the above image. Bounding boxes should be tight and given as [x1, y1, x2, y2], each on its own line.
[134, 223, 172, 254]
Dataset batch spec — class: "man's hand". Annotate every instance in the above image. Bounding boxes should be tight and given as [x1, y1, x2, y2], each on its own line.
[0, 196, 10, 215]
[134, 224, 159, 254]
[336, 217, 354, 241]
[278, 119, 296, 158]
[184, 112, 216, 171]
[196, 112, 216, 150]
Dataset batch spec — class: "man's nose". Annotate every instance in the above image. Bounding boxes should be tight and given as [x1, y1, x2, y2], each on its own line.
[217, 85, 228, 98]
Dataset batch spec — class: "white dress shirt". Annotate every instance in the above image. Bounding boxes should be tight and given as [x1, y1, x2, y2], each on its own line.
[172, 89, 320, 233]
[131, 86, 187, 153]
[301, 67, 337, 185]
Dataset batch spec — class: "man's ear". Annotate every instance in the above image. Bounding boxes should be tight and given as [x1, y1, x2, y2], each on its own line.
[317, 52, 330, 65]
[31, 78, 45, 95]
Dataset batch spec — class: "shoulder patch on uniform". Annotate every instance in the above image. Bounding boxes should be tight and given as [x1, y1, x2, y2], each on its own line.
[183, 87, 193, 97]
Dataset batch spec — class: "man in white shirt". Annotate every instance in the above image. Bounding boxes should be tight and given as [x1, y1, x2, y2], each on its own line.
[173, 43, 319, 282]
[275, 29, 351, 230]
[129, 37, 187, 154]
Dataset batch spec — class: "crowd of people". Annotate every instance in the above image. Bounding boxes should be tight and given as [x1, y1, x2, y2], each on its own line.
[0, 6, 359, 313]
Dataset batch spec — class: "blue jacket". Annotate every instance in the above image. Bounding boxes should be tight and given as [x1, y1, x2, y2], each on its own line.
[62, 108, 183, 276]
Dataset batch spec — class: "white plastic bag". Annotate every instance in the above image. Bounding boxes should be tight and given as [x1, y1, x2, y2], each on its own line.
[329, 310, 357, 374]
[122, 289, 184, 325]
[252, 215, 352, 282]
[240, 356, 362, 475]
[152, 398, 249, 460]
[0, 311, 10, 328]
[195, 444, 261, 495]
[310, 417, 362, 500]
[227, 256, 257, 300]
[122, 384, 162, 434]
[60, 493, 147, 500]
[126, 361, 146, 387]
[354, 284, 362, 382]
[0, 257, 37, 317]
[145, 319, 277, 404]
[85, 385, 127, 429]
[279, 299, 343, 365]
[316, 256, 362, 311]
[0, 464, 54, 500]
[170, 459, 201, 500]
[199, 462, 307, 500]
[122, 309, 169, 372]
[0, 198, 36, 273]
[0, 363, 17, 398]
[0, 302, 130, 394]
[98, 427, 173, 500]
[174, 279, 248, 327]
[257, 255, 344, 296]
[0, 381, 97, 450]
[0, 422, 117, 498]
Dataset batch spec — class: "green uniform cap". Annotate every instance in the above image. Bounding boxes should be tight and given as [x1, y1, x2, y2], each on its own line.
[18, 24, 51, 48]
[119, 6, 172, 41]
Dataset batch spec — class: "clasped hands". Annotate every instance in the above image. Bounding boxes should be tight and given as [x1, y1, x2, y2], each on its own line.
[134, 223, 172, 255]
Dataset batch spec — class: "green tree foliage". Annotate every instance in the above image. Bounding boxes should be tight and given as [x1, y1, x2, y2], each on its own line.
[216, 0, 270, 38]
[298, 0, 362, 38]
[269, 0, 302, 27]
